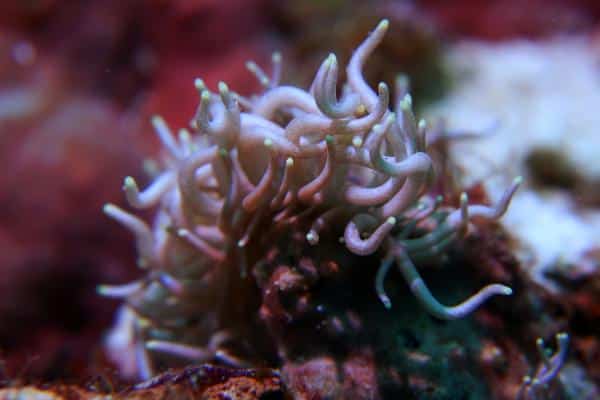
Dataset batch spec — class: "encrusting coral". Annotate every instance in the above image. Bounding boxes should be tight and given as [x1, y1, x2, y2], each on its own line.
[101, 19, 520, 380]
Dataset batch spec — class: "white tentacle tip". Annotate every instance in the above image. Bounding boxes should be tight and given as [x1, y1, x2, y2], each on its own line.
[306, 230, 319, 245]
[386, 216, 397, 226]
[96, 285, 110, 296]
[245, 61, 256, 71]
[513, 176, 523, 186]
[151, 114, 165, 126]
[200, 90, 211, 102]
[381, 297, 392, 310]
[123, 176, 137, 189]
[352, 136, 363, 148]
[179, 128, 191, 141]
[264, 138, 273, 148]
[399, 94, 412, 110]
[501, 286, 513, 295]
[325, 53, 336, 66]
[378, 82, 389, 96]
[286, 157, 294, 167]
[556, 332, 569, 347]
[103, 203, 117, 215]
[272, 51, 282, 63]
[377, 19, 389, 31]
[218, 81, 229, 94]
[418, 119, 427, 130]
[176, 228, 189, 237]
[194, 78, 206, 91]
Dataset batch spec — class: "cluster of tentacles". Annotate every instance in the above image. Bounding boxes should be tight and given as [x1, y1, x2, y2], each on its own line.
[517, 332, 569, 400]
[101, 20, 520, 380]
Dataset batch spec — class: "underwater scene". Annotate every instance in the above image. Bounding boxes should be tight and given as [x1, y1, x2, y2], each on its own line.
[0, 1, 598, 399]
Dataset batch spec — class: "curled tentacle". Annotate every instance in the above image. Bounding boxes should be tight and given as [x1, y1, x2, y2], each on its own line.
[240, 113, 299, 154]
[271, 157, 294, 210]
[178, 147, 222, 218]
[404, 195, 444, 221]
[298, 136, 335, 203]
[284, 113, 331, 145]
[192, 90, 225, 134]
[367, 114, 432, 179]
[253, 86, 319, 118]
[344, 214, 396, 256]
[394, 248, 512, 320]
[242, 140, 277, 211]
[345, 176, 404, 207]
[446, 176, 522, 227]
[347, 19, 389, 110]
[345, 82, 389, 133]
[375, 256, 394, 309]
[313, 53, 360, 119]
[215, 150, 241, 235]
[217, 81, 241, 149]
[123, 172, 176, 209]
[379, 160, 430, 218]
[395, 94, 426, 155]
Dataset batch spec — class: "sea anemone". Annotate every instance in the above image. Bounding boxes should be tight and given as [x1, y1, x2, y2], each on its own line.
[101, 19, 520, 379]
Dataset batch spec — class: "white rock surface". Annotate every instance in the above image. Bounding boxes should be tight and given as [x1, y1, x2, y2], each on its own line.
[427, 38, 600, 289]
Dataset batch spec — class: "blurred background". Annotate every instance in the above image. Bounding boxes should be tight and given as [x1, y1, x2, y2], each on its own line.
[0, 0, 599, 384]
